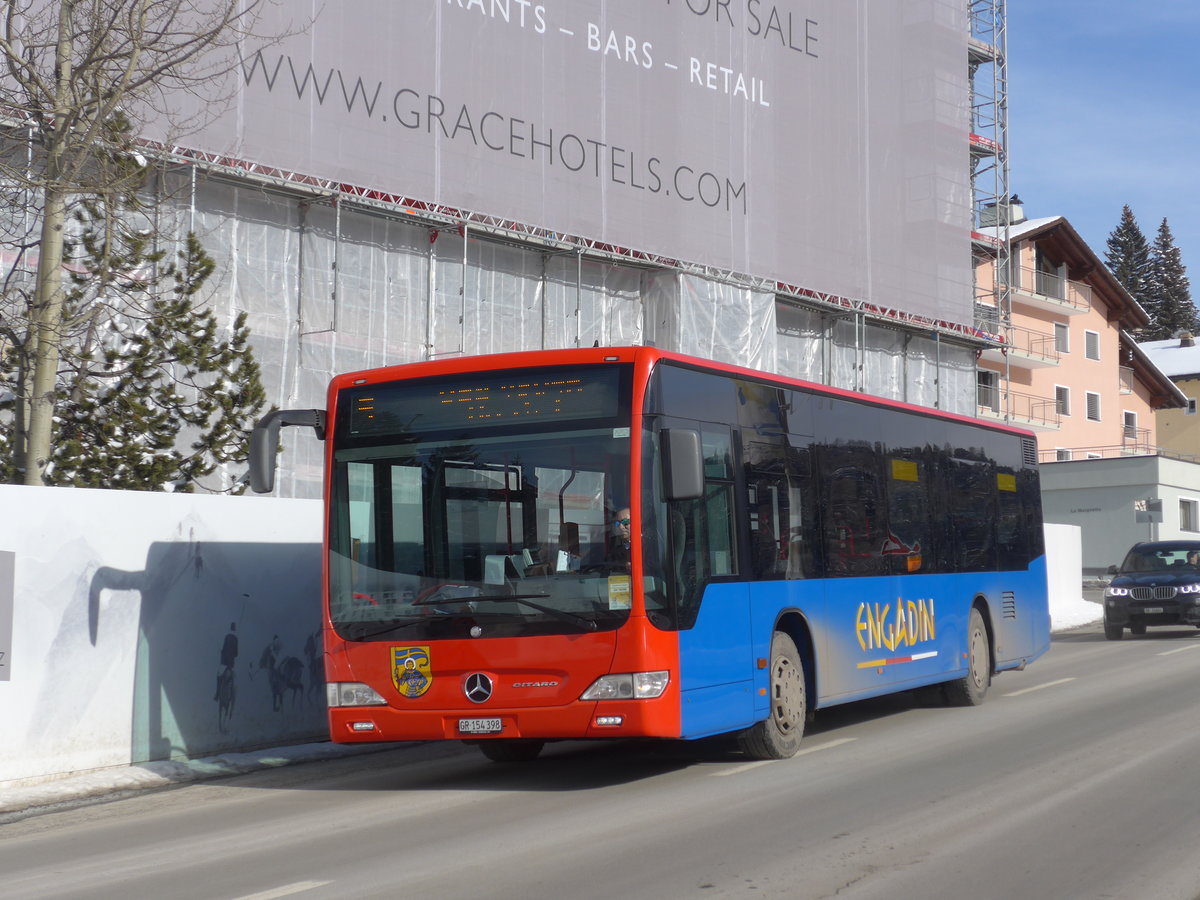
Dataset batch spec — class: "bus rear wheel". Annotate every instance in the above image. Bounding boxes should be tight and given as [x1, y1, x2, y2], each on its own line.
[475, 739, 545, 763]
[738, 632, 806, 760]
[944, 607, 990, 706]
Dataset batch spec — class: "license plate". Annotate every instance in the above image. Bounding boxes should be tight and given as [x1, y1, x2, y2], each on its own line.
[1142, 607, 1163, 615]
[458, 717, 503, 735]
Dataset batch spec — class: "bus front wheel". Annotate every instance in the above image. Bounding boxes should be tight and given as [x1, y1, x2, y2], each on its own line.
[945, 607, 990, 706]
[738, 631, 806, 760]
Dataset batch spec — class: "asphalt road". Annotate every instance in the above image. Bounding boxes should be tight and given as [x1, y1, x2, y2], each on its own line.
[4, 620, 1200, 900]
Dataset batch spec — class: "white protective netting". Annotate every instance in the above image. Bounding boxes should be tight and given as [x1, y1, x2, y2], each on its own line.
[1, 169, 978, 498]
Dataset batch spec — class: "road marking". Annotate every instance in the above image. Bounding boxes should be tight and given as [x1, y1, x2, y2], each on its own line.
[712, 738, 856, 775]
[232, 882, 332, 900]
[1158, 643, 1200, 657]
[1003, 677, 1076, 697]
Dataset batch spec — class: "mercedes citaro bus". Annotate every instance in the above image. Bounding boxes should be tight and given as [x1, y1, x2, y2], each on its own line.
[249, 346, 1050, 761]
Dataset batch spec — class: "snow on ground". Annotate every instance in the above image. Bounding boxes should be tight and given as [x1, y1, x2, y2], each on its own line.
[1050, 594, 1103, 631]
[1, 595, 1105, 821]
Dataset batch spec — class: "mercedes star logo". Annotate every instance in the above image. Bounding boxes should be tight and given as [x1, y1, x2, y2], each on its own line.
[464, 673, 493, 704]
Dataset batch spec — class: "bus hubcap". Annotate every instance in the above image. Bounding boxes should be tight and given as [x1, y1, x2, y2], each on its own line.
[772, 656, 804, 733]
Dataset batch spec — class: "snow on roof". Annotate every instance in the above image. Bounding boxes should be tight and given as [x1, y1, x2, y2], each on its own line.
[1140, 337, 1200, 379]
[976, 216, 1063, 241]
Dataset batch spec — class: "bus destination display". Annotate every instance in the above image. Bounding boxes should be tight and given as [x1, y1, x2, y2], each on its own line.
[345, 366, 624, 437]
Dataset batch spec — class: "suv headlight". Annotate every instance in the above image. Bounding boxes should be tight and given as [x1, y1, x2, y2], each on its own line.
[581, 671, 670, 701]
[1180, 583, 1200, 594]
[1105, 586, 1129, 597]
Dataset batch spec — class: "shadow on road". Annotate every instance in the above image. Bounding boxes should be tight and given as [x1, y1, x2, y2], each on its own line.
[221, 689, 936, 796]
[1053, 622, 1200, 643]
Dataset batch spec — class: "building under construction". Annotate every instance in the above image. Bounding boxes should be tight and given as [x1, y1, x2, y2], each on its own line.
[5, 1, 1017, 498]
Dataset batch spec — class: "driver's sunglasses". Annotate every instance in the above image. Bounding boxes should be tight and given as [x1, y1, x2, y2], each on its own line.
[615, 518, 631, 526]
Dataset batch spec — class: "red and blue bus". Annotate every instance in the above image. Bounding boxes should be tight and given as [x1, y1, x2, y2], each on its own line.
[249, 346, 1050, 761]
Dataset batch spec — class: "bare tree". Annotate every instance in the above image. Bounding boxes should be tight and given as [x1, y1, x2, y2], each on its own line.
[0, 0, 274, 485]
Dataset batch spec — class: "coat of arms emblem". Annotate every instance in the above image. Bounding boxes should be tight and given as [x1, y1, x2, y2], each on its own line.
[391, 646, 432, 698]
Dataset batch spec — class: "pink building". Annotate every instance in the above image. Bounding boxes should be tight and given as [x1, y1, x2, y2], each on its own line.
[974, 211, 1184, 459]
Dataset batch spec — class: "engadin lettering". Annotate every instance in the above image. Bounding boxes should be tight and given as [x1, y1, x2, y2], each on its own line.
[855, 597, 936, 654]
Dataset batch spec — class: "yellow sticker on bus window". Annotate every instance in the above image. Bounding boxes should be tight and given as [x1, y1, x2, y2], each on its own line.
[891, 459, 918, 482]
[607, 575, 632, 610]
[997, 472, 1017, 492]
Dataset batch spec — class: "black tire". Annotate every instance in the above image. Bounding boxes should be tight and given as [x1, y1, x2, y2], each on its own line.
[1103, 619, 1123, 641]
[738, 632, 806, 759]
[476, 739, 545, 763]
[944, 607, 990, 706]
[1129, 623, 1147, 636]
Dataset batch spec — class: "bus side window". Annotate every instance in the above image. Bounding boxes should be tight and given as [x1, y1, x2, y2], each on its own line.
[671, 426, 738, 629]
[946, 456, 998, 572]
[744, 438, 811, 580]
[820, 448, 887, 577]
[995, 467, 1027, 570]
[885, 456, 931, 575]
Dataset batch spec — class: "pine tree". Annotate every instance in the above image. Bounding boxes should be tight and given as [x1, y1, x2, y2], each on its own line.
[0, 0, 274, 485]
[1105, 205, 1153, 313]
[0, 177, 267, 491]
[1142, 218, 1197, 342]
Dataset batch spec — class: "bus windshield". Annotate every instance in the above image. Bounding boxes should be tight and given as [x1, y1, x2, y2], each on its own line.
[328, 365, 643, 641]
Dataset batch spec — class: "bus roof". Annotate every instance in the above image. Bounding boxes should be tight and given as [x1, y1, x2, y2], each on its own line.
[326, 346, 1037, 441]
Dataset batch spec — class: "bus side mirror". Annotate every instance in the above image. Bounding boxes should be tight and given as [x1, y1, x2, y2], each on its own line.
[248, 408, 327, 493]
[662, 429, 703, 501]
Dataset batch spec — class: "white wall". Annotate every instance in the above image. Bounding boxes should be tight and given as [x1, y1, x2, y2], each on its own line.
[1045, 523, 1084, 606]
[1041, 455, 1200, 574]
[0, 485, 325, 789]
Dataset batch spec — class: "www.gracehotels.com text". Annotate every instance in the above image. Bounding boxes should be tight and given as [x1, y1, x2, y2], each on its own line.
[239, 51, 749, 215]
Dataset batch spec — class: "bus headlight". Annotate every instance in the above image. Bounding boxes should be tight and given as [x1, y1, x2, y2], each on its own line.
[327, 682, 388, 707]
[580, 671, 670, 701]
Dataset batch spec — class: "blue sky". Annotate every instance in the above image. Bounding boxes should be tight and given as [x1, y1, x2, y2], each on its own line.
[1005, 1, 1200, 276]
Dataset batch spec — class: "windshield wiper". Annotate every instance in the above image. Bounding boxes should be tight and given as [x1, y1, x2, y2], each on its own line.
[345, 618, 428, 641]
[414, 593, 598, 632]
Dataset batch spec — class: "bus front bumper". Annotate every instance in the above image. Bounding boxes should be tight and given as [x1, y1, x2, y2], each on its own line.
[328, 699, 678, 743]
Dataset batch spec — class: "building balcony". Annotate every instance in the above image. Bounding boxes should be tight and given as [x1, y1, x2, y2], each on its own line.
[1123, 425, 1152, 454]
[978, 322, 1060, 369]
[976, 386, 1061, 432]
[1003, 265, 1091, 316]
[974, 301, 1002, 338]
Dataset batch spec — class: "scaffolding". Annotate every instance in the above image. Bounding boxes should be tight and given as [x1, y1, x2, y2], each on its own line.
[968, 0, 1014, 417]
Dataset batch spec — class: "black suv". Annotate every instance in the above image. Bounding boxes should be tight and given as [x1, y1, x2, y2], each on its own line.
[1104, 541, 1200, 640]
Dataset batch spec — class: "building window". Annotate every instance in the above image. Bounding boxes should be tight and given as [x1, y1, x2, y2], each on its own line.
[1181, 498, 1200, 533]
[1123, 411, 1138, 440]
[1056, 449, 1072, 461]
[1188, 398, 1197, 416]
[977, 370, 999, 412]
[1055, 385, 1071, 417]
[1054, 322, 1069, 353]
[1085, 330, 1100, 360]
[1035, 250, 1063, 299]
[1086, 391, 1101, 421]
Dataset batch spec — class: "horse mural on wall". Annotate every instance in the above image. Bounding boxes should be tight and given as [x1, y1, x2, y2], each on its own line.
[256, 635, 306, 712]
